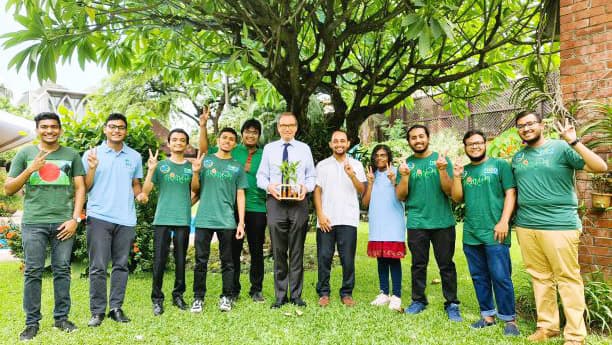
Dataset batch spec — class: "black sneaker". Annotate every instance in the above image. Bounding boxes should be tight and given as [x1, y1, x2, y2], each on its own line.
[250, 291, 265, 303]
[54, 319, 78, 333]
[153, 303, 164, 316]
[19, 324, 39, 341]
[172, 296, 188, 310]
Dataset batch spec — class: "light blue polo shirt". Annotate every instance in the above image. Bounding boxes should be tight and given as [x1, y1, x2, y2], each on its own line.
[82, 141, 143, 226]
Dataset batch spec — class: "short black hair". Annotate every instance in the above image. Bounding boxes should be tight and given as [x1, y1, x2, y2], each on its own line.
[34, 112, 61, 128]
[241, 118, 262, 135]
[219, 127, 238, 140]
[167, 128, 190, 144]
[463, 129, 486, 145]
[407, 124, 429, 138]
[515, 110, 541, 124]
[370, 144, 393, 172]
[105, 113, 128, 127]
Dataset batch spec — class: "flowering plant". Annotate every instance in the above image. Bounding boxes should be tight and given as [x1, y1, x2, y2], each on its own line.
[0, 221, 22, 260]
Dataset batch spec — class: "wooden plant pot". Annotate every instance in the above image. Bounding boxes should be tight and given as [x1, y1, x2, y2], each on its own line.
[591, 192, 611, 210]
[278, 184, 301, 200]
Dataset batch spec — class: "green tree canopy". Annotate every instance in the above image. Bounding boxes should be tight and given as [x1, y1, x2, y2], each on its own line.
[3, 0, 545, 141]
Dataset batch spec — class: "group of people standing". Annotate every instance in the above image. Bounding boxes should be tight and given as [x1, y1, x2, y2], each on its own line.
[5, 109, 606, 345]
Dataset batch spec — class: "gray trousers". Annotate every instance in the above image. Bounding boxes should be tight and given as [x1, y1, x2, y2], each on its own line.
[266, 197, 309, 301]
[87, 217, 135, 314]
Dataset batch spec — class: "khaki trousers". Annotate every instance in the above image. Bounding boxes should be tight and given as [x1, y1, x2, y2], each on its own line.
[516, 226, 587, 342]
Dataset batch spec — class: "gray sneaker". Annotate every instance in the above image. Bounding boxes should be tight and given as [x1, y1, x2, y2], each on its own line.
[219, 296, 232, 312]
[190, 299, 204, 313]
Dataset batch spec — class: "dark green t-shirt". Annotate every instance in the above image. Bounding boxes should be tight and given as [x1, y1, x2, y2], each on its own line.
[398, 152, 456, 229]
[8, 145, 85, 224]
[512, 140, 585, 230]
[152, 159, 193, 226]
[210, 144, 266, 212]
[462, 158, 515, 245]
[194, 155, 249, 229]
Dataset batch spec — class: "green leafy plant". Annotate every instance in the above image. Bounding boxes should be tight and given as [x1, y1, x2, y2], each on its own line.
[584, 272, 612, 334]
[579, 101, 612, 151]
[2, 221, 22, 260]
[487, 127, 524, 161]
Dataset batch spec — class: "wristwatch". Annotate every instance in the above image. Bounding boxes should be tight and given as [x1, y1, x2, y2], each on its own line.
[569, 138, 580, 146]
[73, 217, 82, 223]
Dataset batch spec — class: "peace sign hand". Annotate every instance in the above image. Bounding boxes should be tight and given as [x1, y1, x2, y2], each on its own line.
[192, 152, 204, 173]
[199, 105, 210, 128]
[453, 158, 464, 178]
[386, 163, 396, 184]
[554, 118, 577, 144]
[87, 147, 98, 170]
[28, 150, 51, 173]
[366, 166, 375, 183]
[398, 162, 411, 176]
[343, 160, 356, 178]
[436, 151, 449, 171]
[147, 149, 159, 170]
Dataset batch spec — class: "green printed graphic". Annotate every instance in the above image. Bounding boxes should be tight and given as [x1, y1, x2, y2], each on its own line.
[27, 160, 72, 186]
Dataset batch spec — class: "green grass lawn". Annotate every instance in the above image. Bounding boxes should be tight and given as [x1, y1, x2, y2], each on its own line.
[0, 223, 609, 344]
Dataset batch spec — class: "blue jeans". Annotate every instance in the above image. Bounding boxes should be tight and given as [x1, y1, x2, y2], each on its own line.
[22, 223, 74, 325]
[463, 243, 516, 321]
[377, 258, 402, 297]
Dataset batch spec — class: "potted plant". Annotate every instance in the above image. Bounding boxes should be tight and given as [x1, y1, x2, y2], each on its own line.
[590, 172, 611, 210]
[278, 161, 300, 200]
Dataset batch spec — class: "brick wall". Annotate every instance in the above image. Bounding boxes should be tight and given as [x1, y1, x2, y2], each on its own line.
[560, 0, 611, 278]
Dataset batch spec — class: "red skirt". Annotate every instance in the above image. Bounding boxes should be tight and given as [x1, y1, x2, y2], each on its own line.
[367, 241, 406, 259]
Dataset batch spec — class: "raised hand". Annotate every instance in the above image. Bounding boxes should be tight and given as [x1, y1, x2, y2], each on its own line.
[199, 105, 210, 127]
[436, 150, 449, 171]
[87, 147, 98, 170]
[398, 162, 411, 176]
[554, 118, 577, 143]
[136, 192, 149, 204]
[366, 166, 375, 184]
[28, 150, 51, 173]
[453, 159, 464, 178]
[386, 163, 396, 184]
[192, 152, 204, 173]
[343, 160, 355, 178]
[147, 149, 159, 170]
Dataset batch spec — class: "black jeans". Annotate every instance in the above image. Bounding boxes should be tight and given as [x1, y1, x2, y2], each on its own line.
[231, 211, 267, 296]
[193, 228, 235, 299]
[151, 226, 190, 303]
[315, 225, 357, 297]
[407, 227, 459, 308]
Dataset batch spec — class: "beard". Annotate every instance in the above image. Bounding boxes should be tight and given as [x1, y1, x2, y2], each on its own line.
[410, 143, 428, 154]
[467, 152, 486, 162]
[523, 132, 542, 146]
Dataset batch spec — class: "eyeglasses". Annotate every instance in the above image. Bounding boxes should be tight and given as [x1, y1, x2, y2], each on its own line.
[278, 124, 297, 129]
[516, 121, 539, 130]
[465, 141, 485, 148]
[107, 125, 127, 131]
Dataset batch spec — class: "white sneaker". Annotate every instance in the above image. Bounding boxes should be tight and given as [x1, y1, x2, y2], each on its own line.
[370, 293, 390, 306]
[219, 296, 232, 312]
[388, 295, 402, 312]
[190, 299, 203, 313]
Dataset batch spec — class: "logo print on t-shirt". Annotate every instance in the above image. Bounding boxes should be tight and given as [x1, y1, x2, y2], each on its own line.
[203, 159, 214, 169]
[160, 164, 171, 174]
[27, 160, 72, 186]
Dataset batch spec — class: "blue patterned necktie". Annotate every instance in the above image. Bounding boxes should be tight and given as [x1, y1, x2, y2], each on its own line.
[282, 143, 290, 183]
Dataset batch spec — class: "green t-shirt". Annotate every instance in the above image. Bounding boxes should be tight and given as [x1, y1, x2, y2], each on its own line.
[399, 152, 456, 229]
[210, 145, 266, 212]
[511, 139, 585, 230]
[8, 145, 85, 224]
[462, 158, 515, 245]
[152, 159, 193, 226]
[194, 155, 249, 229]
